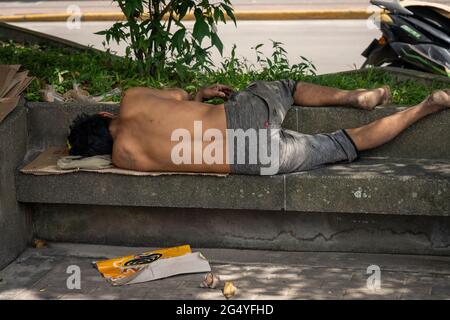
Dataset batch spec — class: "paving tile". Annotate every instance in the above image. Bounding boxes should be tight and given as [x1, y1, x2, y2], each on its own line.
[3, 245, 450, 300]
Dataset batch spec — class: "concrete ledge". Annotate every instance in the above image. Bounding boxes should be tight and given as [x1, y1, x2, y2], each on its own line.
[19, 101, 450, 216]
[324, 67, 450, 86]
[0, 22, 116, 56]
[16, 157, 450, 215]
[11, 98, 450, 255]
[0, 105, 32, 269]
[25, 102, 450, 160]
[17, 172, 284, 211]
[31, 205, 450, 255]
[285, 106, 450, 159]
[285, 158, 450, 215]
[25, 102, 118, 159]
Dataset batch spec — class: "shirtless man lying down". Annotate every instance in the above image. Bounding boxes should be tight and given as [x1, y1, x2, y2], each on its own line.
[67, 80, 450, 175]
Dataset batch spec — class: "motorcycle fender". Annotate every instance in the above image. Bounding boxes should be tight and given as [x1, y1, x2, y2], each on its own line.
[362, 39, 382, 58]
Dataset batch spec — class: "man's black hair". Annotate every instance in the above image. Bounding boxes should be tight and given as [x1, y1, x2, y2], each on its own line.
[67, 113, 113, 156]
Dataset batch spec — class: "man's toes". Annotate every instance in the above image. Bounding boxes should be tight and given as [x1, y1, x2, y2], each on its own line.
[429, 90, 441, 101]
[381, 86, 392, 105]
[427, 90, 450, 109]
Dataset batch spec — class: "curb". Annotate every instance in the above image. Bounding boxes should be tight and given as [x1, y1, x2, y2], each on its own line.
[0, 10, 373, 22]
[0, 21, 117, 55]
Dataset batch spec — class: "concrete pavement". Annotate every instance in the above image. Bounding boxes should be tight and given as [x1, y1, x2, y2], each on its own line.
[1, 0, 450, 16]
[0, 1, 381, 16]
[1, 243, 449, 299]
[1, 0, 450, 22]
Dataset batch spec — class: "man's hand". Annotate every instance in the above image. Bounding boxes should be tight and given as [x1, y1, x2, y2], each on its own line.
[193, 84, 235, 102]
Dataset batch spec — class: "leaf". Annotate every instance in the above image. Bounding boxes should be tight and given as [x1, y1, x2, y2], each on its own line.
[122, 2, 135, 17]
[254, 43, 264, 50]
[214, 7, 221, 22]
[217, 9, 226, 23]
[221, 4, 236, 25]
[192, 9, 210, 44]
[171, 28, 186, 52]
[211, 32, 223, 55]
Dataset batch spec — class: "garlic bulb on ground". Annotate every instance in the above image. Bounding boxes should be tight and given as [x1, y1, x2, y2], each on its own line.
[200, 272, 221, 289]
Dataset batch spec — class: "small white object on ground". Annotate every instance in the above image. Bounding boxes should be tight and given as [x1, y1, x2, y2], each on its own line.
[200, 272, 221, 289]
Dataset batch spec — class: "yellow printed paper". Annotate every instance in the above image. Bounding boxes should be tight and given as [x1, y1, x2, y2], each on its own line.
[93, 245, 191, 284]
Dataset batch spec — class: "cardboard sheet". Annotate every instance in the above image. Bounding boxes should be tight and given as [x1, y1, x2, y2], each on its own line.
[93, 245, 195, 286]
[120, 252, 211, 286]
[93, 245, 211, 286]
[20, 147, 228, 177]
[0, 65, 34, 124]
[0, 65, 20, 98]
[0, 96, 19, 123]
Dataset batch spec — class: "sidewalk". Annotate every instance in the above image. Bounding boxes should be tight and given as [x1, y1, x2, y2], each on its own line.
[2, 0, 450, 15]
[1, 243, 449, 299]
[0, 0, 388, 22]
[0, 1, 378, 15]
[1, 0, 449, 21]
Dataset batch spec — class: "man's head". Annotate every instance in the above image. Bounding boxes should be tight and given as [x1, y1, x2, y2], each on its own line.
[67, 113, 114, 156]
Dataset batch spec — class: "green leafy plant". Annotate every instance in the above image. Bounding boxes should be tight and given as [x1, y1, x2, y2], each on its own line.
[96, 0, 235, 76]
[252, 41, 317, 80]
[1, 41, 447, 105]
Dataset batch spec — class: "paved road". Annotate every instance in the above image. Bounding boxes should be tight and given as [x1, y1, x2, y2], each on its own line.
[1, 243, 449, 299]
[1, 0, 450, 15]
[10, 20, 381, 74]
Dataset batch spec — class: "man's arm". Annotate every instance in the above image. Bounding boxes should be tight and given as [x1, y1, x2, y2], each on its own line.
[146, 88, 190, 101]
[191, 84, 235, 102]
[121, 84, 234, 103]
[122, 87, 189, 101]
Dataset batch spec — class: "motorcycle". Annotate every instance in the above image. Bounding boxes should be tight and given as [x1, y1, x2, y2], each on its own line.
[361, 0, 450, 77]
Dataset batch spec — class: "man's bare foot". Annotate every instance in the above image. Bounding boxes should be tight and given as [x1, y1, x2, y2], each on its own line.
[425, 89, 450, 112]
[349, 86, 391, 110]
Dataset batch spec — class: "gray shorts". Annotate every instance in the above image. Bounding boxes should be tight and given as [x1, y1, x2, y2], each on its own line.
[224, 79, 359, 175]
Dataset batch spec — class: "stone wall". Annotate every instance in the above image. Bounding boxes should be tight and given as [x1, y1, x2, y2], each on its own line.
[0, 103, 32, 269]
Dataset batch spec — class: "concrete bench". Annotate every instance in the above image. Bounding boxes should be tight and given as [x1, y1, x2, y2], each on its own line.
[16, 158, 450, 215]
[17, 101, 450, 215]
[25, 101, 450, 159]
[1, 100, 450, 269]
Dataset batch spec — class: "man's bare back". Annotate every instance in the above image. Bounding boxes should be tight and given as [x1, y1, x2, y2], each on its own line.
[109, 86, 233, 173]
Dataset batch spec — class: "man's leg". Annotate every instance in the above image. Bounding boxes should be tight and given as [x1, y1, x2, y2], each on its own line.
[293, 81, 391, 110]
[345, 90, 450, 151]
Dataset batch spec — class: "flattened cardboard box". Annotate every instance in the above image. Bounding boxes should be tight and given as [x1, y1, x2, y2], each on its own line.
[93, 245, 211, 286]
[0, 96, 19, 123]
[0, 65, 34, 124]
[20, 147, 227, 177]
